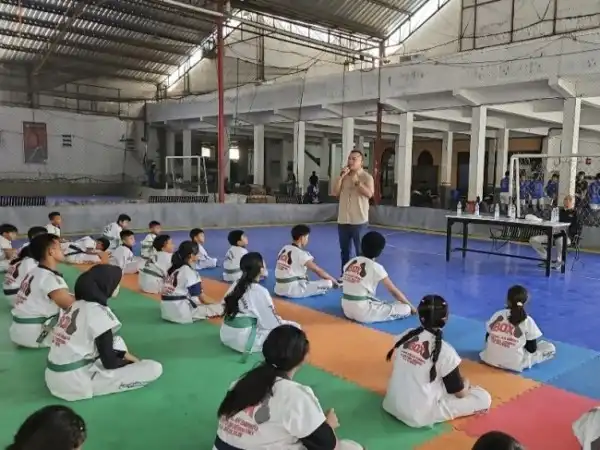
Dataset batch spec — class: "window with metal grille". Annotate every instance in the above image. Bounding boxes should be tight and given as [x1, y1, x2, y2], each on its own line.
[62, 134, 72, 147]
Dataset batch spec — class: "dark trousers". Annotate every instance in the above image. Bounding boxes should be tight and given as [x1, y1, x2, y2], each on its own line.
[338, 223, 368, 273]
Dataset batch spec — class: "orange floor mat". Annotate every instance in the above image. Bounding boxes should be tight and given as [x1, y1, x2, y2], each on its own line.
[415, 430, 476, 449]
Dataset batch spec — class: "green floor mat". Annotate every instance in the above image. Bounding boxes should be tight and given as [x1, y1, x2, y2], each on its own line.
[0, 266, 448, 449]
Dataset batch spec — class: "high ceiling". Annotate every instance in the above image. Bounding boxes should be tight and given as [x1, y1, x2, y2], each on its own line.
[0, 0, 427, 97]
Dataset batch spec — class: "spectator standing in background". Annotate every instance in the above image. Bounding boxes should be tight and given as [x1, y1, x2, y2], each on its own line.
[576, 171, 588, 207]
[333, 150, 374, 274]
[309, 171, 319, 188]
[589, 173, 600, 211]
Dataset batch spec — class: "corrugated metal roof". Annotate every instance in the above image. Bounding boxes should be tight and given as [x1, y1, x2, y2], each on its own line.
[0, 0, 428, 93]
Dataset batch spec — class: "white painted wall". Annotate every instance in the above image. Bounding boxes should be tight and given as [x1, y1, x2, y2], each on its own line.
[168, 27, 346, 95]
[0, 106, 145, 181]
[461, 0, 600, 50]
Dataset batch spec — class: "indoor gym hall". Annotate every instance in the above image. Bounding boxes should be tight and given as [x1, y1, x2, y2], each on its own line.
[2, 223, 600, 450]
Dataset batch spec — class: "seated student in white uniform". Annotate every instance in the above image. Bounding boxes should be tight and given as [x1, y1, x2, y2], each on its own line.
[45, 265, 163, 402]
[341, 231, 416, 323]
[221, 252, 300, 357]
[214, 325, 364, 450]
[191, 228, 218, 269]
[0, 223, 18, 273]
[140, 220, 161, 260]
[383, 295, 492, 428]
[480, 285, 555, 372]
[102, 214, 131, 250]
[10, 233, 74, 348]
[64, 236, 110, 265]
[573, 407, 600, 450]
[160, 240, 224, 324]
[108, 230, 143, 274]
[274, 224, 338, 298]
[472, 431, 524, 450]
[7, 405, 87, 450]
[46, 211, 70, 248]
[3, 226, 47, 307]
[223, 230, 268, 282]
[139, 234, 174, 294]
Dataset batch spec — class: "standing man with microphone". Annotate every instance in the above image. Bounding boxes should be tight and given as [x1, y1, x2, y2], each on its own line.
[333, 149, 374, 275]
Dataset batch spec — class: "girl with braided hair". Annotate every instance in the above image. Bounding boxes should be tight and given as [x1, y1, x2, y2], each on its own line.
[383, 295, 491, 428]
[160, 241, 224, 324]
[220, 252, 299, 358]
[480, 285, 555, 372]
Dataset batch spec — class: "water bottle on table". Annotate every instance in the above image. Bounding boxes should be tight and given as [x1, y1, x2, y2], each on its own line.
[457, 201, 462, 216]
[474, 202, 480, 216]
[494, 203, 500, 219]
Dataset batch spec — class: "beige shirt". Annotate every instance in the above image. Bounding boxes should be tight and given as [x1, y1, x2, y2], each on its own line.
[337, 170, 373, 225]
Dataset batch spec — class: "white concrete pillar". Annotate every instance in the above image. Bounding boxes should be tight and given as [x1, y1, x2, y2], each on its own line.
[468, 106, 487, 201]
[293, 121, 306, 192]
[357, 135, 365, 152]
[342, 117, 355, 163]
[495, 129, 509, 186]
[330, 143, 338, 194]
[253, 125, 265, 185]
[441, 131, 453, 186]
[182, 129, 192, 182]
[320, 136, 330, 179]
[559, 97, 581, 199]
[395, 113, 414, 207]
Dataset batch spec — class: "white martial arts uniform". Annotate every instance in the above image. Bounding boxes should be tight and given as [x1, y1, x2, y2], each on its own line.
[341, 257, 411, 323]
[46, 223, 61, 237]
[45, 300, 163, 401]
[480, 309, 556, 372]
[64, 237, 101, 264]
[108, 245, 142, 274]
[160, 264, 224, 324]
[274, 244, 332, 298]
[102, 222, 122, 250]
[223, 246, 248, 282]
[196, 244, 217, 270]
[139, 251, 172, 294]
[220, 282, 299, 355]
[3, 256, 37, 307]
[0, 235, 13, 272]
[140, 233, 157, 259]
[383, 329, 491, 428]
[573, 407, 600, 450]
[214, 377, 362, 450]
[9, 266, 68, 348]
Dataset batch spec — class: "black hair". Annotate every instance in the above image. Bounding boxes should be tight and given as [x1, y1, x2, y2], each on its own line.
[217, 325, 309, 418]
[190, 228, 204, 239]
[168, 240, 199, 276]
[29, 234, 60, 262]
[120, 229, 135, 240]
[228, 229, 245, 246]
[96, 237, 110, 252]
[472, 431, 524, 450]
[506, 285, 528, 326]
[386, 295, 448, 382]
[117, 214, 131, 223]
[7, 405, 86, 450]
[153, 234, 171, 252]
[361, 231, 386, 259]
[149, 221, 161, 228]
[0, 224, 18, 235]
[349, 149, 363, 158]
[504, 171, 509, 177]
[27, 226, 48, 241]
[596, 172, 600, 180]
[223, 252, 265, 319]
[291, 224, 310, 241]
[48, 212, 60, 221]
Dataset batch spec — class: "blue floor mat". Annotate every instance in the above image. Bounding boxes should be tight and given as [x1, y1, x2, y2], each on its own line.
[548, 356, 600, 400]
[518, 340, 599, 383]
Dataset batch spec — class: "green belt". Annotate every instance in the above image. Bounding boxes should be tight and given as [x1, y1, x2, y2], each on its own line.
[47, 358, 96, 372]
[224, 316, 258, 363]
[275, 276, 308, 284]
[342, 294, 373, 301]
[141, 268, 163, 278]
[12, 315, 52, 324]
[12, 314, 59, 344]
[223, 268, 241, 274]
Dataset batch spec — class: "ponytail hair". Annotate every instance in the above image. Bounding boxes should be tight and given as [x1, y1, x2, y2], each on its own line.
[11, 226, 48, 265]
[10, 245, 33, 266]
[217, 325, 309, 419]
[168, 241, 199, 276]
[223, 252, 264, 319]
[385, 294, 448, 383]
[506, 284, 528, 326]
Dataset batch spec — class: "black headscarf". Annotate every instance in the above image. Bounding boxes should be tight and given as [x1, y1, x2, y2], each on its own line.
[74, 265, 123, 306]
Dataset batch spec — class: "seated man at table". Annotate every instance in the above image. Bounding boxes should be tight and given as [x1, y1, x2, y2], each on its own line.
[529, 195, 581, 269]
